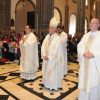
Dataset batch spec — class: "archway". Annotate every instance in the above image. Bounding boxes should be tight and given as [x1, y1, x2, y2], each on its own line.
[54, 7, 62, 25]
[69, 14, 76, 37]
[15, 0, 35, 33]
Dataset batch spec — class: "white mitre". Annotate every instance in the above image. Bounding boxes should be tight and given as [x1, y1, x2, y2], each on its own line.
[49, 17, 58, 28]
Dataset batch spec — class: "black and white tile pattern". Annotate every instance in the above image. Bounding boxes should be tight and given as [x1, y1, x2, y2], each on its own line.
[0, 62, 79, 100]
[18, 69, 78, 100]
[0, 86, 19, 100]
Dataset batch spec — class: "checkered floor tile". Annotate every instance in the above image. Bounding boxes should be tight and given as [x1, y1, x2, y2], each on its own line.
[0, 62, 79, 100]
[0, 86, 19, 100]
[0, 71, 20, 82]
[18, 69, 78, 100]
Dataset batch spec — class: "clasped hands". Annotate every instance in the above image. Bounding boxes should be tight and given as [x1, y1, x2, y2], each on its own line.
[43, 56, 49, 61]
[22, 37, 25, 43]
[83, 50, 94, 59]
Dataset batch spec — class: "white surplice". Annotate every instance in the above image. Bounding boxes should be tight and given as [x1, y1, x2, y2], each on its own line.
[19, 32, 39, 80]
[60, 31, 68, 76]
[41, 33, 64, 90]
[77, 31, 100, 100]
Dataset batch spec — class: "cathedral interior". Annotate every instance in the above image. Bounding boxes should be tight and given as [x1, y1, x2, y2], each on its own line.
[0, 0, 100, 100]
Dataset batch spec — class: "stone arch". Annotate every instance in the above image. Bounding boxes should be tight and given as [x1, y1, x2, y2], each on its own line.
[15, 0, 36, 33]
[69, 13, 76, 37]
[54, 7, 62, 25]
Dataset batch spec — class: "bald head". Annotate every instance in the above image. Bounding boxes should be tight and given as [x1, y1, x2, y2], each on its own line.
[91, 18, 99, 24]
[89, 18, 100, 32]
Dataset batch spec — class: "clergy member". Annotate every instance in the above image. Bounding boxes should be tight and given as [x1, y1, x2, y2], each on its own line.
[57, 24, 68, 77]
[78, 18, 100, 100]
[41, 17, 64, 90]
[19, 25, 39, 80]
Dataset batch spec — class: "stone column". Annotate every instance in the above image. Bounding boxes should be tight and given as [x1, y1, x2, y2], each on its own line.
[96, 1, 100, 20]
[0, 0, 11, 34]
[76, 0, 85, 35]
[64, 0, 69, 33]
[36, 0, 54, 30]
[64, 5, 69, 33]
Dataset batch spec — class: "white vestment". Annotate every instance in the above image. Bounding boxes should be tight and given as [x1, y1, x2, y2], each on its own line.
[60, 31, 68, 76]
[19, 32, 39, 80]
[77, 31, 100, 100]
[41, 33, 64, 90]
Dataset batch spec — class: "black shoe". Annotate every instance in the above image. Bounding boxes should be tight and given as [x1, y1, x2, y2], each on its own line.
[39, 83, 44, 87]
[58, 88, 63, 90]
[49, 89, 57, 91]
[50, 89, 55, 91]
[23, 79, 34, 83]
[64, 75, 67, 77]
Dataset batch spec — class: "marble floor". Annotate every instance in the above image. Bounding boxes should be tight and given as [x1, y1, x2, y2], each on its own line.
[0, 61, 79, 100]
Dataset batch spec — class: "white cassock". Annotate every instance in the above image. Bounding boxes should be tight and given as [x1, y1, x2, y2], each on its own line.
[77, 31, 100, 100]
[41, 33, 64, 90]
[60, 31, 68, 76]
[19, 32, 39, 80]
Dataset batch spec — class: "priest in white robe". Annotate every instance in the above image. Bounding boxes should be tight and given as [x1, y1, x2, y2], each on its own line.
[57, 25, 68, 76]
[77, 18, 100, 100]
[41, 17, 64, 90]
[19, 25, 39, 80]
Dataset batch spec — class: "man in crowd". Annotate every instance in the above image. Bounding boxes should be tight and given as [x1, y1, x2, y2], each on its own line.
[41, 17, 64, 90]
[77, 18, 100, 100]
[19, 25, 39, 80]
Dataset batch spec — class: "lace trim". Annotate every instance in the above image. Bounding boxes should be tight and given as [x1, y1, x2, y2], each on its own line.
[20, 72, 36, 80]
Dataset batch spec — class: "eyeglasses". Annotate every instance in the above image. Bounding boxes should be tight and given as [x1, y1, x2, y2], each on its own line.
[89, 22, 99, 25]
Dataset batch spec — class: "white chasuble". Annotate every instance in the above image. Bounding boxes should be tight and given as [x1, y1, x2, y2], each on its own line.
[78, 31, 100, 100]
[41, 33, 64, 90]
[60, 31, 68, 76]
[19, 32, 39, 80]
